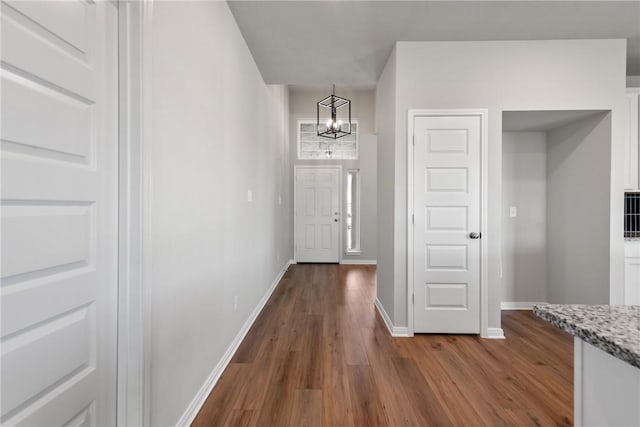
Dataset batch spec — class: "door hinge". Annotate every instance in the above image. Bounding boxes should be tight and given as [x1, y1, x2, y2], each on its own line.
[412, 294, 415, 304]
[412, 214, 414, 224]
[413, 135, 415, 146]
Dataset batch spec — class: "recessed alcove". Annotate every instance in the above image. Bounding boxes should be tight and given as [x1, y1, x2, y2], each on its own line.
[501, 110, 611, 306]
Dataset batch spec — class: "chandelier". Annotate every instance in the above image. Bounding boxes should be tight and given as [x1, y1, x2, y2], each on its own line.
[317, 85, 351, 139]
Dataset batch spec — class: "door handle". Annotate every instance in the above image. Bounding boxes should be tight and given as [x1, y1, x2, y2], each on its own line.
[469, 232, 481, 239]
[334, 218, 339, 222]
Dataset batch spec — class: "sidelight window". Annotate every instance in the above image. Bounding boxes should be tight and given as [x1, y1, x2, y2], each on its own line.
[346, 169, 361, 253]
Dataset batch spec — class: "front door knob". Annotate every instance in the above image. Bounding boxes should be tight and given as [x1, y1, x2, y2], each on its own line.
[469, 232, 481, 239]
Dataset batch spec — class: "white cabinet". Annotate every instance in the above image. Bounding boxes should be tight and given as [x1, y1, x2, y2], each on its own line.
[624, 241, 640, 304]
[574, 339, 640, 427]
[624, 88, 640, 190]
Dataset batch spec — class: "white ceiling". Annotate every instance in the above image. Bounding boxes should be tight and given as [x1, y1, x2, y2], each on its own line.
[227, 1, 640, 85]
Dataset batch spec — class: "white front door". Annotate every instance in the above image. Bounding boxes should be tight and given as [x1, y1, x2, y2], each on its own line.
[1, 1, 118, 425]
[413, 115, 482, 333]
[295, 167, 340, 263]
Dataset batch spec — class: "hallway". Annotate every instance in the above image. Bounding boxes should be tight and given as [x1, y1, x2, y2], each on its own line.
[192, 264, 573, 426]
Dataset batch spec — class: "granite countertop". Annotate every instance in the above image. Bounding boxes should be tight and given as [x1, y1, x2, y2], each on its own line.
[533, 304, 640, 369]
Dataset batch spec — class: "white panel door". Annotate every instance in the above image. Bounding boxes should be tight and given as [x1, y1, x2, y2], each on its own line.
[295, 167, 340, 263]
[413, 116, 481, 333]
[1, 1, 118, 426]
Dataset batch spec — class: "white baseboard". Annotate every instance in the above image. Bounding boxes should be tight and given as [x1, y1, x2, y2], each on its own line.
[374, 297, 410, 337]
[392, 326, 410, 337]
[375, 297, 503, 339]
[340, 259, 377, 265]
[374, 297, 394, 335]
[501, 301, 544, 310]
[288, 259, 296, 265]
[484, 327, 506, 339]
[175, 260, 292, 427]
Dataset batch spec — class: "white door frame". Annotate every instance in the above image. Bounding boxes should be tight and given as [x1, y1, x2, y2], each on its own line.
[407, 109, 489, 338]
[293, 165, 343, 263]
[117, 1, 154, 426]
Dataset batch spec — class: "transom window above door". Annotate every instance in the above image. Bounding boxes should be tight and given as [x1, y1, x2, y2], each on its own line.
[298, 120, 358, 160]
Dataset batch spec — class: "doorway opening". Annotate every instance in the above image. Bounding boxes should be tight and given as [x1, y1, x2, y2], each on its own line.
[501, 110, 611, 309]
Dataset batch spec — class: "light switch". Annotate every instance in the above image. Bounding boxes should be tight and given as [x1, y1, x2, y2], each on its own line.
[247, 190, 253, 202]
[510, 206, 517, 217]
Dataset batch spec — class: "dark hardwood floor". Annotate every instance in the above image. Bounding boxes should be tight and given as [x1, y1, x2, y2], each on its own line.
[192, 264, 573, 426]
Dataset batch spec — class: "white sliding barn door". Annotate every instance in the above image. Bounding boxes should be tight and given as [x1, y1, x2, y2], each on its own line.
[413, 115, 481, 334]
[295, 167, 340, 263]
[1, 1, 119, 425]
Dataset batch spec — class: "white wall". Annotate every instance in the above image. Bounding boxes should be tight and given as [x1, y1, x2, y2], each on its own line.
[288, 87, 377, 262]
[547, 113, 611, 304]
[376, 39, 627, 331]
[150, 2, 291, 425]
[501, 132, 548, 304]
[375, 47, 397, 320]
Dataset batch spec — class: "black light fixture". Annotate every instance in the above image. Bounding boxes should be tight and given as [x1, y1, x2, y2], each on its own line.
[317, 84, 351, 139]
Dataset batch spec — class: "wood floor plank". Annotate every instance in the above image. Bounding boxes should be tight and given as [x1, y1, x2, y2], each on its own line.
[408, 337, 484, 425]
[321, 335, 355, 427]
[392, 356, 453, 425]
[360, 328, 421, 426]
[192, 264, 573, 426]
[346, 365, 389, 426]
[296, 314, 324, 389]
[289, 389, 323, 427]
[422, 336, 506, 426]
[254, 350, 300, 426]
[339, 306, 370, 366]
[223, 410, 258, 427]
[232, 337, 280, 411]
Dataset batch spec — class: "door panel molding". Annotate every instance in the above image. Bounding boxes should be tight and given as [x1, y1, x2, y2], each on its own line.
[407, 109, 490, 338]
